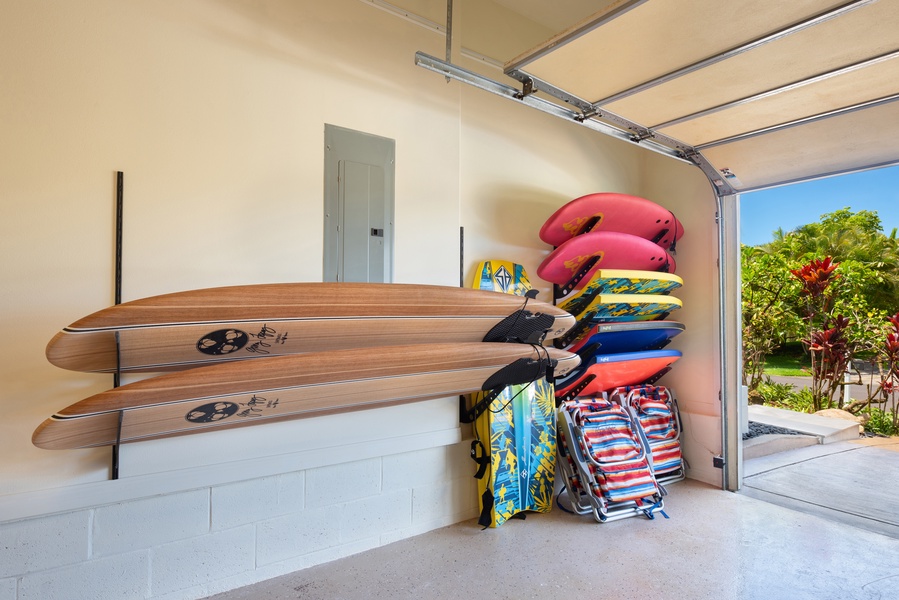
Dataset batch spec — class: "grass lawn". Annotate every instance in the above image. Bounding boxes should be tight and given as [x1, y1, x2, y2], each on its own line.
[764, 353, 812, 377]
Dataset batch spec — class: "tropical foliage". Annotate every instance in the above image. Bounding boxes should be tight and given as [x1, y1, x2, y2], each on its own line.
[742, 208, 899, 430]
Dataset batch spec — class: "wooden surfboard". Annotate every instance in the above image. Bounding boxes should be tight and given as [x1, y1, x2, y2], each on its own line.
[554, 349, 681, 400]
[557, 269, 683, 317]
[565, 321, 685, 355]
[539, 192, 684, 251]
[46, 282, 576, 373]
[536, 231, 676, 288]
[33, 343, 581, 450]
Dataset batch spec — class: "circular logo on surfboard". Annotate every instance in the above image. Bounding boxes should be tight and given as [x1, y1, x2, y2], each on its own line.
[185, 402, 239, 423]
[196, 329, 249, 355]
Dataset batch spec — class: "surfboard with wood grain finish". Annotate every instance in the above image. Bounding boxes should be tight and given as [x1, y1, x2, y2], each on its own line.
[33, 343, 580, 450]
[46, 282, 575, 373]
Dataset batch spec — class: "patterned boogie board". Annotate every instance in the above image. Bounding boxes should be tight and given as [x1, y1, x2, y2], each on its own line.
[557, 269, 683, 318]
[468, 260, 557, 527]
[473, 378, 557, 527]
[473, 260, 533, 296]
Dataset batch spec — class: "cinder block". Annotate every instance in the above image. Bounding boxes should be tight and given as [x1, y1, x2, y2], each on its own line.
[412, 477, 475, 524]
[256, 505, 341, 567]
[0, 511, 89, 578]
[447, 439, 479, 480]
[0, 578, 16, 600]
[305, 458, 381, 508]
[212, 472, 304, 531]
[150, 526, 255, 597]
[18, 551, 149, 600]
[92, 489, 210, 557]
[382, 446, 449, 491]
[339, 488, 412, 543]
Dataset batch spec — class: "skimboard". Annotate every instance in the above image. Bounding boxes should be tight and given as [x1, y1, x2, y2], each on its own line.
[46, 282, 576, 373]
[472, 260, 533, 296]
[554, 349, 681, 400]
[536, 232, 676, 288]
[467, 260, 557, 527]
[565, 321, 685, 355]
[33, 343, 580, 450]
[556, 269, 682, 316]
[539, 192, 684, 251]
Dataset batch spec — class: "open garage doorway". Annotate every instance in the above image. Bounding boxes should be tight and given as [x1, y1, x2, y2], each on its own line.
[736, 164, 899, 538]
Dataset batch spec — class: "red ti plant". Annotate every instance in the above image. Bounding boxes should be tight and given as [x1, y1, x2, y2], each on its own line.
[791, 257, 845, 411]
[877, 314, 899, 430]
[806, 315, 851, 410]
[790, 256, 840, 316]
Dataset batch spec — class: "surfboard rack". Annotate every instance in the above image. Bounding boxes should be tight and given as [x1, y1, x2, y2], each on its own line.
[112, 331, 124, 480]
[554, 316, 597, 349]
[554, 255, 601, 298]
[555, 374, 597, 406]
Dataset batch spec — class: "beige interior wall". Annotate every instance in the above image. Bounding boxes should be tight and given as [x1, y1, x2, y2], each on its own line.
[0, 0, 463, 505]
[639, 151, 724, 486]
[1, 0, 724, 516]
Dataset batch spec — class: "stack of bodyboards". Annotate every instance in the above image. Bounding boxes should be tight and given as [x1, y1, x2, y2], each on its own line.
[537, 192, 687, 522]
[34, 282, 581, 451]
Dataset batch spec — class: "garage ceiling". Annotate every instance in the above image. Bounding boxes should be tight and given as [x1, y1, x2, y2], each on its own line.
[419, 0, 899, 195]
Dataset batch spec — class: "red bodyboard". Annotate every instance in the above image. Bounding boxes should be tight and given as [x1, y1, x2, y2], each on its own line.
[536, 231, 676, 287]
[540, 193, 684, 250]
[555, 350, 681, 399]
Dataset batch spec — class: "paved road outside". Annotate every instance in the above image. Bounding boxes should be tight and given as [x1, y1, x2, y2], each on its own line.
[767, 372, 897, 411]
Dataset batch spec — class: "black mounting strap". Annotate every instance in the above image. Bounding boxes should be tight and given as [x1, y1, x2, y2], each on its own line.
[112, 330, 123, 481]
[651, 228, 670, 245]
[556, 255, 600, 298]
[555, 374, 596, 406]
[470, 439, 490, 479]
[646, 366, 673, 386]
[460, 388, 504, 424]
[576, 342, 602, 361]
[572, 215, 602, 236]
[554, 314, 597, 349]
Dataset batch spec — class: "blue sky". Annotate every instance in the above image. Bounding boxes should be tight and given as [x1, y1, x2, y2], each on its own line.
[740, 164, 899, 246]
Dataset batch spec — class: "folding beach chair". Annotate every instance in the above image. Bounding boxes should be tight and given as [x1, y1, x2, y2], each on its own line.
[610, 385, 685, 486]
[556, 396, 665, 523]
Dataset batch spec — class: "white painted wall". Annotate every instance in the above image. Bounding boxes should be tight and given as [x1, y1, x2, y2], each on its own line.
[0, 0, 724, 597]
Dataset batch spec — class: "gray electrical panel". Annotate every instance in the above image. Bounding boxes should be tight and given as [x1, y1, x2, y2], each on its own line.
[323, 125, 395, 283]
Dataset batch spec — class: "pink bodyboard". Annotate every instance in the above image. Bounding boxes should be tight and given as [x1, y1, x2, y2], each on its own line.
[536, 231, 676, 287]
[540, 193, 684, 250]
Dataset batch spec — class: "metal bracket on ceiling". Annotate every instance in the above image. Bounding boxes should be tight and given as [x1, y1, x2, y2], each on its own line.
[630, 128, 655, 143]
[514, 77, 536, 100]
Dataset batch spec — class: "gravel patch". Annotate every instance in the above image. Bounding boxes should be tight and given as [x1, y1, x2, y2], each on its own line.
[742, 421, 804, 440]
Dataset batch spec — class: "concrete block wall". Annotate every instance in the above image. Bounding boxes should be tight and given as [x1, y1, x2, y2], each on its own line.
[0, 443, 477, 600]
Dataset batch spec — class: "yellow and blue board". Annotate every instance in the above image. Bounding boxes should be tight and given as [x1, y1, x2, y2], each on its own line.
[470, 260, 556, 527]
[557, 269, 682, 318]
[473, 378, 557, 526]
[474, 260, 533, 296]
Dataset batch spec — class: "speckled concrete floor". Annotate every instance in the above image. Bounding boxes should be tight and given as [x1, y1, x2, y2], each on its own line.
[207, 479, 899, 600]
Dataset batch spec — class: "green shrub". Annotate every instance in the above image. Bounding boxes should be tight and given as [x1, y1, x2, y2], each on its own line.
[863, 406, 898, 437]
[756, 380, 815, 413]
